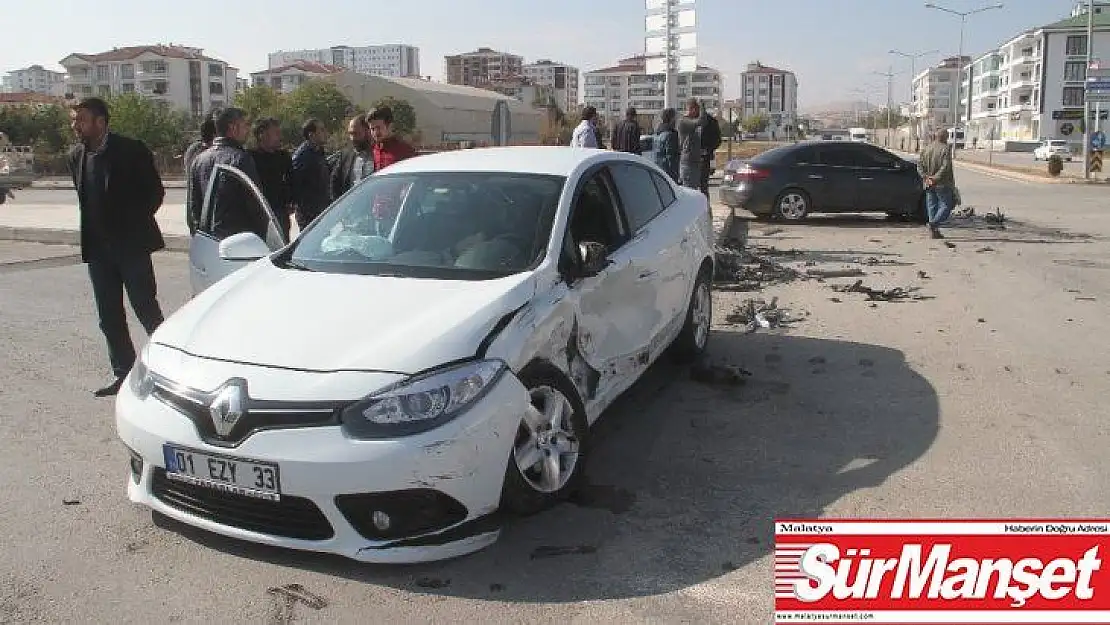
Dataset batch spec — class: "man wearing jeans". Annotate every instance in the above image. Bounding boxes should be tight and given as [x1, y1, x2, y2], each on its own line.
[917, 128, 956, 239]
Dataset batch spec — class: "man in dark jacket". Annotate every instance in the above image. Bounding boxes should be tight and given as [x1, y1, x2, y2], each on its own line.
[330, 113, 374, 200]
[67, 97, 166, 396]
[677, 98, 703, 190]
[187, 107, 268, 240]
[610, 107, 643, 155]
[248, 117, 292, 239]
[289, 118, 331, 229]
[698, 108, 722, 196]
[182, 117, 216, 233]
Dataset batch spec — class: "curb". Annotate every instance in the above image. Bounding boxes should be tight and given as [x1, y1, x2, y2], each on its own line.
[0, 226, 189, 252]
[29, 181, 187, 190]
[953, 158, 1110, 184]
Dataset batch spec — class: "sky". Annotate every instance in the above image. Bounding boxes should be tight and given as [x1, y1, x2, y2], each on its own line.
[3, 0, 1086, 110]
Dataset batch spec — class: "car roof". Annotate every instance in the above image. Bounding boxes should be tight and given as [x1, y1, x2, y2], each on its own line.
[378, 146, 632, 177]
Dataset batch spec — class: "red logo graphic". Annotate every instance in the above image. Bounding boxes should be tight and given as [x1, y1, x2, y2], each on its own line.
[774, 520, 1110, 623]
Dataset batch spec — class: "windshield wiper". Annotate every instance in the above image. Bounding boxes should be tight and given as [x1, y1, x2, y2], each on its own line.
[276, 257, 315, 272]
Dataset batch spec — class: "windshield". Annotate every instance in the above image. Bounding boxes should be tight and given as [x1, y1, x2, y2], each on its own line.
[283, 171, 566, 280]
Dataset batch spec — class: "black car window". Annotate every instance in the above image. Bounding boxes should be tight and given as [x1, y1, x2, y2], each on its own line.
[568, 170, 626, 251]
[819, 145, 863, 168]
[857, 146, 901, 169]
[650, 170, 677, 207]
[609, 162, 666, 233]
[782, 146, 819, 166]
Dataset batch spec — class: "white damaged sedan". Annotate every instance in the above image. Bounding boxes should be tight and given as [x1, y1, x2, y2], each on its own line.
[117, 147, 715, 563]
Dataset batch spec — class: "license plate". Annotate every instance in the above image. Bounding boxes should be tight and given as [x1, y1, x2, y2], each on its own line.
[162, 445, 281, 501]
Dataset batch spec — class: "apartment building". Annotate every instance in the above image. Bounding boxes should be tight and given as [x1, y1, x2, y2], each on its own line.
[445, 48, 524, 87]
[738, 62, 799, 138]
[583, 55, 721, 126]
[267, 45, 420, 78]
[59, 45, 238, 117]
[910, 56, 969, 136]
[1, 65, 66, 96]
[961, 9, 1110, 143]
[479, 76, 555, 108]
[522, 60, 580, 112]
[251, 61, 345, 94]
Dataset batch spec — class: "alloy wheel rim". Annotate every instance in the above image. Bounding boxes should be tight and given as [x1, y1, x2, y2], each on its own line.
[514, 386, 580, 493]
[692, 282, 711, 349]
[780, 193, 806, 219]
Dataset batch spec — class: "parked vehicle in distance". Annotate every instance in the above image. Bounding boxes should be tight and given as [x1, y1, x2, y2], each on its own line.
[849, 127, 869, 142]
[0, 133, 35, 204]
[718, 140, 925, 222]
[948, 127, 966, 149]
[119, 146, 716, 564]
[1032, 139, 1073, 161]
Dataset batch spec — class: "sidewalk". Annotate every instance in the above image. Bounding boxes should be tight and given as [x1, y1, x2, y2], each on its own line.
[30, 177, 186, 190]
[890, 147, 1110, 185]
[0, 201, 192, 251]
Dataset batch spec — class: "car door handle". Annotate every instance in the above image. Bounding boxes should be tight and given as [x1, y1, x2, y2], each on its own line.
[859, 177, 874, 181]
[808, 174, 824, 180]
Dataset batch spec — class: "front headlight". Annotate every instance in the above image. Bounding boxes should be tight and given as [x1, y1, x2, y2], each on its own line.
[340, 359, 507, 439]
[127, 344, 155, 400]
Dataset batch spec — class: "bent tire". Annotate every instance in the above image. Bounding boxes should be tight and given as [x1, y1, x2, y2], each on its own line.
[500, 366, 589, 516]
[670, 267, 713, 363]
[775, 189, 810, 221]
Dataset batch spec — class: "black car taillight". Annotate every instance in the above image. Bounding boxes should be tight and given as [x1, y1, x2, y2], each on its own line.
[735, 164, 771, 182]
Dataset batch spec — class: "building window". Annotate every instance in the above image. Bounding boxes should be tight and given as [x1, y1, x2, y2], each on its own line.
[97, 84, 111, 96]
[1066, 35, 1088, 56]
[208, 63, 223, 77]
[1064, 61, 1087, 82]
[120, 64, 134, 80]
[1063, 86, 1085, 106]
[96, 65, 109, 81]
[121, 83, 134, 93]
[209, 82, 224, 95]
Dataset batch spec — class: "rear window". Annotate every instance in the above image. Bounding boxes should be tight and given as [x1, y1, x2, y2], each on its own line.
[755, 144, 814, 165]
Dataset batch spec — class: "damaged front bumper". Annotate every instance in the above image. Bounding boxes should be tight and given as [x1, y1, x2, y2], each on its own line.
[116, 368, 532, 564]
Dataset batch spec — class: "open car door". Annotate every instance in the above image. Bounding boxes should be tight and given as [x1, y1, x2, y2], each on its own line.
[188, 163, 287, 295]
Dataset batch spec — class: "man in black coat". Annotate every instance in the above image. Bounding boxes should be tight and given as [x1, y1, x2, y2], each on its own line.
[610, 107, 643, 155]
[186, 107, 268, 240]
[67, 97, 166, 397]
[248, 117, 293, 239]
[698, 108, 723, 197]
[289, 118, 332, 230]
[330, 113, 374, 200]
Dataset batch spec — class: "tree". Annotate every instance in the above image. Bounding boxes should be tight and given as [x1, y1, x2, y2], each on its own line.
[233, 85, 283, 121]
[861, 108, 909, 130]
[105, 92, 191, 155]
[284, 80, 358, 134]
[371, 96, 417, 139]
[742, 113, 770, 134]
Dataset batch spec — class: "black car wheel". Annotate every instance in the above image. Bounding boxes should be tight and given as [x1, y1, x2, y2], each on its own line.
[774, 189, 810, 221]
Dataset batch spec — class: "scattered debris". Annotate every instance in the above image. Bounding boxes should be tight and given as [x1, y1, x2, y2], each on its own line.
[1077, 296, 1097, 302]
[978, 318, 986, 323]
[489, 584, 505, 593]
[266, 583, 328, 624]
[976, 247, 995, 253]
[760, 228, 785, 236]
[944, 241, 957, 249]
[722, 561, 739, 571]
[868, 238, 883, 243]
[953, 206, 975, 219]
[62, 499, 81, 506]
[917, 270, 929, 279]
[530, 545, 597, 560]
[724, 297, 802, 332]
[415, 577, 451, 589]
[713, 243, 801, 288]
[1066, 288, 1082, 294]
[831, 280, 927, 302]
[983, 208, 1006, 225]
[808, 356, 826, 365]
[806, 267, 865, 279]
[691, 360, 751, 386]
[829, 297, 842, 303]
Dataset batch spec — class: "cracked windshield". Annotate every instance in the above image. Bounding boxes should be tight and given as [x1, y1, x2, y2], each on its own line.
[2, 0, 1109, 623]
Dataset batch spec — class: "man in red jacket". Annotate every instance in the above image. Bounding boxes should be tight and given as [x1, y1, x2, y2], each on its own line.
[367, 106, 416, 232]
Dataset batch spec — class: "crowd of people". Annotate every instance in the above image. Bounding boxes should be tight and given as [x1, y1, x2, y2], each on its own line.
[569, 97, 722, 197]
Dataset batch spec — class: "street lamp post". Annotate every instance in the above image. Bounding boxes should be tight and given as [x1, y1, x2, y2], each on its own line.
[925, 2, 1004, 157]
[890, 49, 939, 152]
[873, 67, 899, 148]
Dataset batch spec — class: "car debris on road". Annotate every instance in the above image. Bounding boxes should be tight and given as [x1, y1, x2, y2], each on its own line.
[831, 279, 930, 302]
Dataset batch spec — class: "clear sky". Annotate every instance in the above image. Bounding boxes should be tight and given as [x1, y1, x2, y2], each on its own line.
[3, 0, 1085, 109]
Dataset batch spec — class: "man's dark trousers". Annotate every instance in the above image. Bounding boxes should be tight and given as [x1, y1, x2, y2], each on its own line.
[698, 155, 712, 197]
[87, 249, 164, 378]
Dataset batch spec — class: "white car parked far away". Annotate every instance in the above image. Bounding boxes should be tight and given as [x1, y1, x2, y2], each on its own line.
[117, 146, 716, 563]
[1033, 139, 1073, 161]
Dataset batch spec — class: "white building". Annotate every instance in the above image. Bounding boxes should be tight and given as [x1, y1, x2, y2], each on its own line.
[480, 77, 555, 108]
[961, 9, 1110, 144]
[267, 45, 420, 78]
[60, 45, 238, 117]
[911, 56, 969, 137]
[251, 61, 345, 94]
[583, 55, 721, 126]
[1072, 0, 1110, 17]
[522, 60, 579, 113]
[738, 62, 799, 139]
[2, 65, 66, 96]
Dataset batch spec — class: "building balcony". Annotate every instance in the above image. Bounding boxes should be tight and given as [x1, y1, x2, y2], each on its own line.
[65, 73, 91, 84]
[998, 103, 1035, 115]
[136, 68, 168, 79]
[1009, 78, 1036, 90]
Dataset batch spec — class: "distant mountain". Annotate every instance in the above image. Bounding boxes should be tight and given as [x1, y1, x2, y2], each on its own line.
[801, 100, 880, 115]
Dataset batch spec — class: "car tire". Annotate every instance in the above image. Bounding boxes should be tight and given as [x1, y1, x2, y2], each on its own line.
[774, 189, 810, 221]
[500, 365, 589, 517]
[669, 265, 713, 363]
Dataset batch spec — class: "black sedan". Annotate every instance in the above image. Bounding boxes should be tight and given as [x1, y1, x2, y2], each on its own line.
[719, 141, 926, 222]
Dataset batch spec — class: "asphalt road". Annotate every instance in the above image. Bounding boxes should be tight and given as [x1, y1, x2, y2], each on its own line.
[10, 187, 186, 206]
[1, 168, 1109, 623]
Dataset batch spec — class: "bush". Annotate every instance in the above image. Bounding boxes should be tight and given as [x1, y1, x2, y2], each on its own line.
[1048, 154, 1064, 177]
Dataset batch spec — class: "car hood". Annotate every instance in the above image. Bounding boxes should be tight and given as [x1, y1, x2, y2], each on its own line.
[152, 261, 537, 374]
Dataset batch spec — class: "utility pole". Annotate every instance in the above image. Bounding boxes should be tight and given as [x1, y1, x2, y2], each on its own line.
[1084, 0, 1094, 180]
[926, 3, 1005, 159]
[663, 0, 674, 110]
[873, 67, 897, 148]
[890, 49, 938, 151]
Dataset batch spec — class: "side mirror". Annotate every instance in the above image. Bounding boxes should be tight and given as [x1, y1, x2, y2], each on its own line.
[577, 241, 611, 277]
[218, 231, 270, 261]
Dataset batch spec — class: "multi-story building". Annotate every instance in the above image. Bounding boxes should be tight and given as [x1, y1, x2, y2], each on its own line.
[59, 45, 238, 117]
[522, 60, 579, 112]
[1072, 0, 1110, 17]
[583, 55, 721, 126]
[910, 56, 969, 137]
[1, 65, 66, 96]
[960, 8, 1110, 143]
[445, 48, 524, 87]
[267, 45, 420, 78]
[738, 62, 799, 139]
[478, 76, 554, 108]
[250, 61, 346, 94]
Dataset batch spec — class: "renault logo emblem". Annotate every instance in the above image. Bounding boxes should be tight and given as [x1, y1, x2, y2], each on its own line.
[209, 379, 247, 437]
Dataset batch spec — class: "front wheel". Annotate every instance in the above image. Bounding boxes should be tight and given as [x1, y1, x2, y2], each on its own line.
[775, 190, 810, 221]
[500, 369, 589, 516]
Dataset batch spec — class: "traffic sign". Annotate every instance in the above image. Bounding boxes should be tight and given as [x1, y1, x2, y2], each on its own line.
[1093, 131, 1107, 151]
[1091, 150, 1103, 173]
